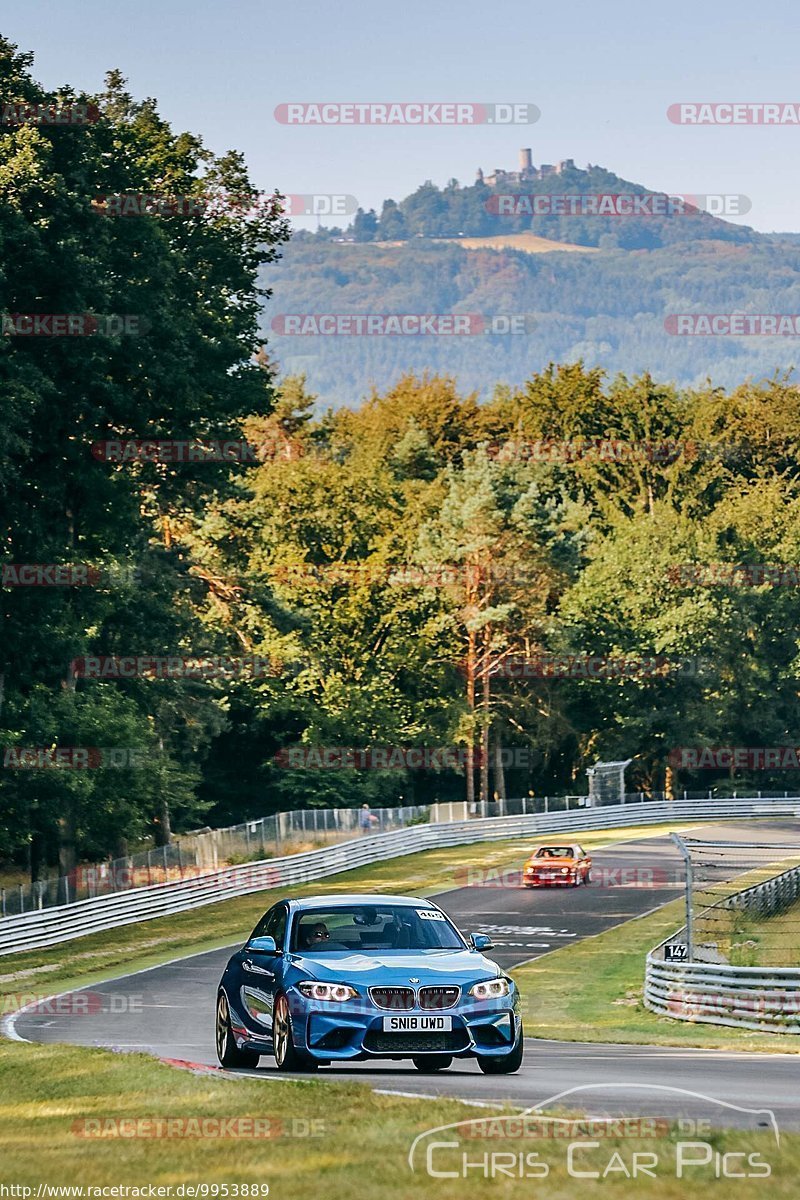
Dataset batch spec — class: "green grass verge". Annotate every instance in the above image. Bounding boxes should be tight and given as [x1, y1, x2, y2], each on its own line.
[512, 897, 800, 1052]
[0, 1039, 796, 1196]
[1, 821, 696, 1014]
[701, 894, 800, 968]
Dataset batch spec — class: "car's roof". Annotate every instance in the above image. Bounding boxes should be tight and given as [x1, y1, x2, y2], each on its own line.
[286, 893, 435, 909]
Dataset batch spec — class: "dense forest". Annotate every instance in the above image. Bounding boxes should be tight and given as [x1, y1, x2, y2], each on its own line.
[265, 236, 800, 404]
[4, 38, 800, 882]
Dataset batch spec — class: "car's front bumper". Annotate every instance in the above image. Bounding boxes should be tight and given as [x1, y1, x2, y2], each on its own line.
[238, 988, 521, 1061]
[524, 872, 577, 886]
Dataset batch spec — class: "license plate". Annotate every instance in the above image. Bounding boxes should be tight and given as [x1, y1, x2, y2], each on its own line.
[540, 870, 556, 878]
[382, 1015, 453, 1032]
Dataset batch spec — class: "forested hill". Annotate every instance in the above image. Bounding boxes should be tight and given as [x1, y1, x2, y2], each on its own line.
[257, 158, 800, 406]
[262, 236, 800, 406]
[316, 160, 760, 251]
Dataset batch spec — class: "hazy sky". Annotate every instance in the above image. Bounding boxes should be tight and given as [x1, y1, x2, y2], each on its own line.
[5, 0, 798, 231]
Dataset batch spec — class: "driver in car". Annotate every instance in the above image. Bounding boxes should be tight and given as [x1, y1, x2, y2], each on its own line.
[301, 922, 331, 948]
[298, 921, 351, 951]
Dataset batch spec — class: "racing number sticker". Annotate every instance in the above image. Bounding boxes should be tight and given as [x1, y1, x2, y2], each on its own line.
[416, 909, 446, 921]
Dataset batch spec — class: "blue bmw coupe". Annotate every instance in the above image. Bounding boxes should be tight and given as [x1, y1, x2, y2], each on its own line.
[215, 893, 523, 1073]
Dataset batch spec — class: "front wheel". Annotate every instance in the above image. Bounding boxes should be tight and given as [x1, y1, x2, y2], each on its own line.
[273, 993, 318, 1072]
[477, 1027, 524, 1075]
[412, 1055, 453, 1072]
[216, 992, 260, 1069]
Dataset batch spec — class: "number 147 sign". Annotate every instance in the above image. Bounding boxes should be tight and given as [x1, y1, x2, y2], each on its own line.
[665, 944, 688, 962]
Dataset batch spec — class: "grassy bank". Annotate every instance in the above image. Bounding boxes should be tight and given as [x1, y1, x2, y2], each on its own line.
[512, 898, 799, 1052]
[701, 895, 800, 968]
[0, 1038, 796, 1197]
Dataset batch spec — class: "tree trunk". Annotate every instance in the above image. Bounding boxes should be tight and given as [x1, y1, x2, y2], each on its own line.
[494, 735, 506, 800]
[154, 737, 172, 846]
[480, 643, 490, 805]
[665, 763, 675, 800]
[58, 803, 77, 876]
[465, 625, 476, 807]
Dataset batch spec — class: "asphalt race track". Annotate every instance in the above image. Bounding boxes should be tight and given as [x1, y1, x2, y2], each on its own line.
[9, 821, 800, 1128]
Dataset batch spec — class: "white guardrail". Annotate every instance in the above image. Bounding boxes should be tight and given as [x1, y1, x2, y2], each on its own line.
[645, 863, 800, 1035]
[1, 796, 799, 959]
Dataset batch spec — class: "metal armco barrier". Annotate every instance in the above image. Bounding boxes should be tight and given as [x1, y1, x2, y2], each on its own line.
[645, 861, 800, 1034]
[1, 796, 798, 958]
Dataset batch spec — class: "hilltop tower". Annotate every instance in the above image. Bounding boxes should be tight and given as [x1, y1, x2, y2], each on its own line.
[519, 147, 533, 173]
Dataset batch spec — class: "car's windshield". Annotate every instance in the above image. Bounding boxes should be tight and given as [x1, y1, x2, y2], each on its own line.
[534, 846, 575, 858]
[291, 904, 465, 953]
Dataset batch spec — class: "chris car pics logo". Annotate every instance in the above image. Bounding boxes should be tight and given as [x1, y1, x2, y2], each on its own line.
[409, 1085, 778, 1180]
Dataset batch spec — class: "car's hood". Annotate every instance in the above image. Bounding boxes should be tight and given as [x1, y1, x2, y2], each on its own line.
[287, 948, 501, 986]
[527, 857, 576, 867]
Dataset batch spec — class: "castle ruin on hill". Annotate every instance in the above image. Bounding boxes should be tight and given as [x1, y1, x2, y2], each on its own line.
[477, 148, 580, 188]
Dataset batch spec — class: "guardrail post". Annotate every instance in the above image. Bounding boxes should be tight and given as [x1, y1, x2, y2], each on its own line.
[0, 888, 5, 917]
[18, 883, 23, 913]
[544, 796, 548, 813]
[670, 832, 694, 961]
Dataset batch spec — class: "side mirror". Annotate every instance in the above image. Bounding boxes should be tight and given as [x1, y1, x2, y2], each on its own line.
[470, 933, 494, 951]
[247, 935, 278, 954]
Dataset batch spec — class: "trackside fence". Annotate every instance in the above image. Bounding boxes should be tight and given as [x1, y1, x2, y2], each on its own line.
[3, 787, 790, 918]
[645, 841, 800, 1034]
[1, 795, 798, 958]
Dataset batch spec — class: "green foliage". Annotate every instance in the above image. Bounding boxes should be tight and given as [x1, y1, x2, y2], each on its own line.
[0, 37, 289, 872]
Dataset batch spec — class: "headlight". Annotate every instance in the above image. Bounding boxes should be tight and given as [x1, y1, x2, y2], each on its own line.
[469, 978, 511, 1000]
[561, 867, 570, 875]
[297, 981, 358, 1002]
